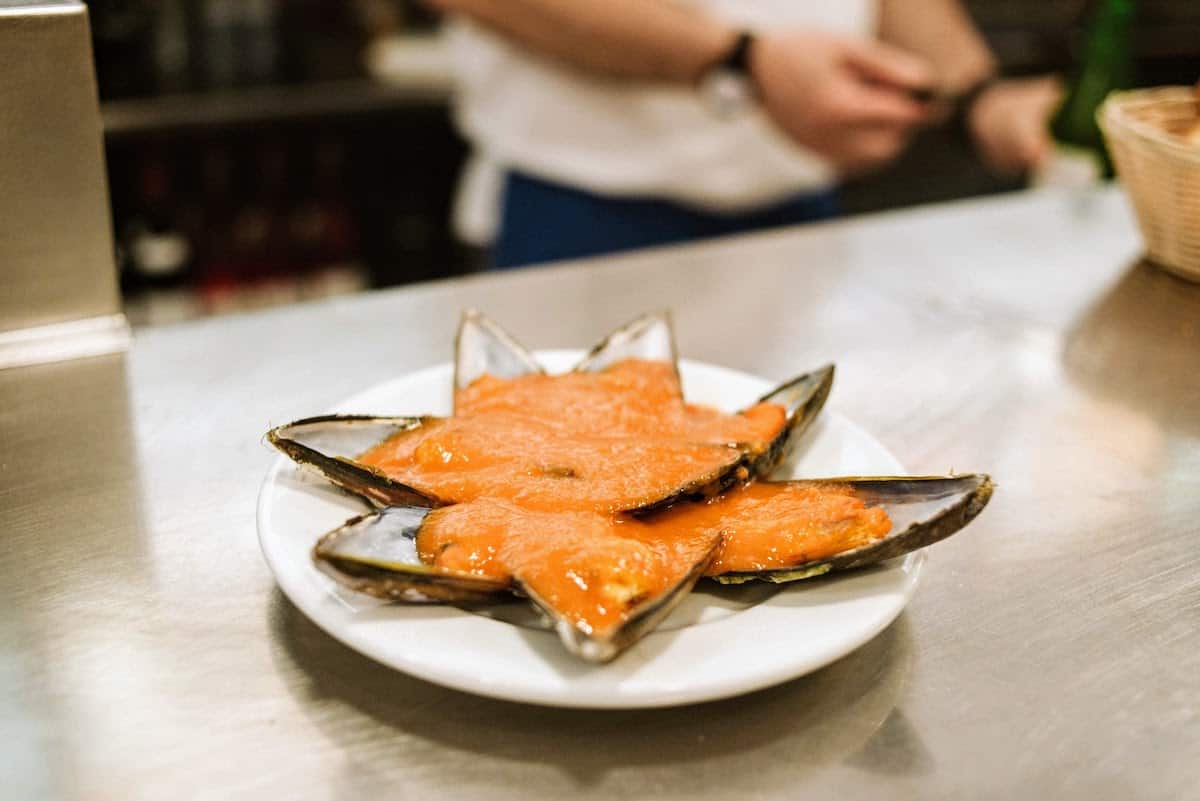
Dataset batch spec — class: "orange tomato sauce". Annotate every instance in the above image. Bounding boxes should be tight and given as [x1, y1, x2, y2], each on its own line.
[416, 481, 892, 633]
[357, 413, 742, 513]
[456, 359, 786, 448]
[647, 482, 893, 575]
[356, 358, 889, 637]
[357, 359, 785, 513]
[418, 498, 719, 636]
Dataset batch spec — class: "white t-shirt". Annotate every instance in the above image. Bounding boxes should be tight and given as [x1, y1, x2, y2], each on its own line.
[447, 1, 878, 243]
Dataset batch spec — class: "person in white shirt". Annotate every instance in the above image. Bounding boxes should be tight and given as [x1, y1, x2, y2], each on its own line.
[429, 0, 1061, 267]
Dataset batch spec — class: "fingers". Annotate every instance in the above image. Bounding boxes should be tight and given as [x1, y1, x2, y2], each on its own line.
[969, 78, 1062, 175]
[750, 31, 930, 172]
[839, 39, 934, 127]
[842, 38, 935, 94]
[844, 83, 932, 127]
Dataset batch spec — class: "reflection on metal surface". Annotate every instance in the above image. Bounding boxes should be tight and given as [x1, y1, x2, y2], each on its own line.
[846, 708, 935, 776]
[1063, 259, 1200, 435]
[0, 352, 147, 801]
[270, 587, 911, 798]
[0, 314, 130, 370]
[0, 613, 60, 801]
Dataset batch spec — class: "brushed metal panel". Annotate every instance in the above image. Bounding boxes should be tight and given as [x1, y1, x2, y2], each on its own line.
[0, 2, 120, 334]
[2, 188, 1197, 800]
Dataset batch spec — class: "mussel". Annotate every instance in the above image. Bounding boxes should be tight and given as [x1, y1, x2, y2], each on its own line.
[314, 505, 511, 603]
[454, 308, 545, 402]
[309, 474, 992, 661]
[267, 415, 438, 508]
[701, 474, 995, 584]
[571, 310, 680, 378]
[311, 498, 722, 661]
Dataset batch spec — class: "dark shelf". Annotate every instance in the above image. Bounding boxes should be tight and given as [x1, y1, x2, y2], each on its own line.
[102, 77, 450, 137]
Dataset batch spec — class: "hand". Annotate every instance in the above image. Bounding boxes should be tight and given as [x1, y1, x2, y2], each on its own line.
[748, 31, 935, 175]
[967, 76, 1063, 175]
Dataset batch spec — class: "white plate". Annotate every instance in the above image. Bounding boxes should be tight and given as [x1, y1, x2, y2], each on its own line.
[257, 351, 921, 709]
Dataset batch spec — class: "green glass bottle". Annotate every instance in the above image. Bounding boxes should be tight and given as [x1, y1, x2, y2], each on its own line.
[1042, 0, 1135, 184]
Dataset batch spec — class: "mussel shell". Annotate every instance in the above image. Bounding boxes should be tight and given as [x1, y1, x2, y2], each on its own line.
[313, 506, 513, 603]
[749, 364, 835, 477]
[572, 310, 679, 377]
[712, 474, 994, 584]
[454, 309, 680, 391]
[454, 309, 544, 402]
[625, 454, 750, 516]
[518, 534, 723, 663]
[267, 415, 446, 508]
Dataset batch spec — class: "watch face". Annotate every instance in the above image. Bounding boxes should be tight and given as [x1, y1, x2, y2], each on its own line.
[701, 69, 755, 118]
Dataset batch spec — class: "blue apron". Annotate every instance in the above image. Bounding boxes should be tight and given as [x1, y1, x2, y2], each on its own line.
[493, 170, 840, 269]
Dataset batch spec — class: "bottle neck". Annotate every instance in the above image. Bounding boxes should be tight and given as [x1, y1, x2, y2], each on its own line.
[1050, 0, 1136, 151]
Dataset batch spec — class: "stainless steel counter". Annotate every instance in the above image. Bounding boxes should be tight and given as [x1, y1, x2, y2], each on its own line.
[3, 187, 1198, 800]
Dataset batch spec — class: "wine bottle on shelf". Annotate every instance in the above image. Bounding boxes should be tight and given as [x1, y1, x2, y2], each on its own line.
[301, 139, 366, 299]
[120, 151, 203, 325]
[311, 140, 358, 267]
[90, 0, 154, 98]
[152, 0, 192, 94]
[1039, 0, 1136, 186]
[213, 141, 298, 313]
[198, 0, 239, 90]
[123, 153, 194, 292]
[237, 0, 281, 86]
[193, 146, 239, 312]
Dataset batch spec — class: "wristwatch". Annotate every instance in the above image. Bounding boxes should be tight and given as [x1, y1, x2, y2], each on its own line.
[699, 31, 758, 119]
[949, 74, 1000, 140]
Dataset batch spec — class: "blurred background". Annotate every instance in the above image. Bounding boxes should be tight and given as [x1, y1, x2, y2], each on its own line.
[86, 0, 1200, 327]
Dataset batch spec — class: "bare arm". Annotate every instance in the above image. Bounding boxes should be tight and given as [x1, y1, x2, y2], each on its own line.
[881, 0, 1062, 174]
[425, 0, 736, 84]
[878, 0, 995, 94]
[428, 0, 936, 174]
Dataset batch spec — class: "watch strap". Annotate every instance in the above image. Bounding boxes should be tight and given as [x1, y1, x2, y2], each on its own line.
[717, 31, 756, 77]
[951, 75, 1000, 139]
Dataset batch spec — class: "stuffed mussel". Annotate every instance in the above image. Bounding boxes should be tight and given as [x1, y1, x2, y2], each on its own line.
[315, 497, 723, 662]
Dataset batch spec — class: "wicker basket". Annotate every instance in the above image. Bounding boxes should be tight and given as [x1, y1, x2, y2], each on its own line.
[1098, 87, 1200, 282]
